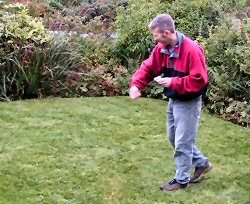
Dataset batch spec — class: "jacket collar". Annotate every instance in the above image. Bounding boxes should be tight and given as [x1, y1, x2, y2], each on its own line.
[160, 31, 185, 58]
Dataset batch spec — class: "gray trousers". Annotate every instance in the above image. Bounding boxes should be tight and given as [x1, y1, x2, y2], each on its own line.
[167, 96, 208, 184]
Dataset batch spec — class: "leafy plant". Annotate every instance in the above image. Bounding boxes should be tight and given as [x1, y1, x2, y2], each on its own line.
[49, 0, 64, 11]
[0, 2, 52, 100]
[114, 0, 222, 68]
[0, 3, 51, 53]
[0, 35, 83, 101]
[204, 17, 250, 101]
[70, 35, 131, 97]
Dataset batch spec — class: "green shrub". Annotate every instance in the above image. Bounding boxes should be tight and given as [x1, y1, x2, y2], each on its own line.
[200, 14, 250, 127]
[0, 2, 51, 100]
[114, 0, 158, 66]
[75, 63, 131, 97]
[0, 2, 131, 100]
[113, 0, 222, 68]
[0, 35, 83, 101]
[71, 35, 131, 97]
[0, 3, 83, 100]
[0, 3, 51, 54]
[205, 19, 249, 101]
[207, 99, 250, 127]
[54, 0, 85, 7]
[49, 0, 64, 11]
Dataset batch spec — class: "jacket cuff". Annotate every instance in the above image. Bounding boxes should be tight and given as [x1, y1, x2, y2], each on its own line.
[130, 83, 142, 90]
[169, 77, 176, 90]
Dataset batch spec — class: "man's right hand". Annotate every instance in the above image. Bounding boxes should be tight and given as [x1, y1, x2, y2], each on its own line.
[129, 86, 141, 100]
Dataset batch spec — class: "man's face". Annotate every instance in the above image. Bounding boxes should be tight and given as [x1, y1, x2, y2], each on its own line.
[151, 28, 170, 45]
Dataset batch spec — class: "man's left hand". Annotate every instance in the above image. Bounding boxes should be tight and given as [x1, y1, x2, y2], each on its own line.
[156, 77, 172, 88]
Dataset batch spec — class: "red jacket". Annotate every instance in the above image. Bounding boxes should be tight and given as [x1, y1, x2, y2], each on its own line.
[130, 32, 208, 101]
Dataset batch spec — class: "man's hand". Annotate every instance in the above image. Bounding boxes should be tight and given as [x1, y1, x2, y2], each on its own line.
[129, 86, 141, 100]
[156, 77, 172, 88]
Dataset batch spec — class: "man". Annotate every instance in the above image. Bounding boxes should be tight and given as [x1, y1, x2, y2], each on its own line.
[129, 14, 213, 191]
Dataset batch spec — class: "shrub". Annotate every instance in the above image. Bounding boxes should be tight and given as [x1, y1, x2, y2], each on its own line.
[71, 35, 131, 97]
[74, 63, 131, 97]
[0, 2, 51, 100]
[113, 0, 222, 68]
[114, 0, 157, 66]
[0, 3, 51, 55]
[0, 1, 131, 100]
[0, 3, 83, 100]
[54, 0, 85, 7]
[0, 35, 83, 101]
[200, 14, 250, 127]
[49, 0, 64, 11]
[204, 18, 249, 102]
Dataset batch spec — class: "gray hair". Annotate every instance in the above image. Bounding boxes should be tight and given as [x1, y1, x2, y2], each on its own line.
[148, 14, 175, 33]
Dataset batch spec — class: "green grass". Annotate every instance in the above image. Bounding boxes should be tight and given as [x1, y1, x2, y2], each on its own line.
[0, 97, 249, 204]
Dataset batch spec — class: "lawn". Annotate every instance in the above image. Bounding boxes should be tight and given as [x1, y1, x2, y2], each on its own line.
[0, 97, 249, 204]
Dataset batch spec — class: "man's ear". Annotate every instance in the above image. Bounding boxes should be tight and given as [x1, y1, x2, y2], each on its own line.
[164, 30, 171, 35]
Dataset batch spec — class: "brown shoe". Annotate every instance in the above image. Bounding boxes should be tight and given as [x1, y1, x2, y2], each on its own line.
[190, 162, 213, 183]
[160, 179, 189, 191]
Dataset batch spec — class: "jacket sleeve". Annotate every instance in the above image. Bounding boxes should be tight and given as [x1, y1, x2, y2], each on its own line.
[130, 47, 162, 90]
[170, 47, 208, 94]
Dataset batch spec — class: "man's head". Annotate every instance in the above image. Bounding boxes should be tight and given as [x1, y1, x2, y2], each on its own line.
[148, 14, 176, 46]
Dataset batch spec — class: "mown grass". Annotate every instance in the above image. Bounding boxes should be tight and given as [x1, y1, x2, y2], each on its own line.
[0, 97, 249, 204]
